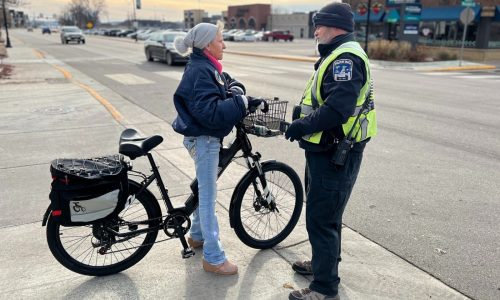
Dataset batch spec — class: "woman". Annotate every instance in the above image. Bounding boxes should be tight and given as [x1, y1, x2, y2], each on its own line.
[172, 22, 264, 275]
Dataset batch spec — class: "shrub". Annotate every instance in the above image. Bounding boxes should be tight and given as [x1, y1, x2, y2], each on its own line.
[435, 49, 457, 61]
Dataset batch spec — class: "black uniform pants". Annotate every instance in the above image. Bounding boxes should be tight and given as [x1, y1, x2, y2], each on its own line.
[305, 149, 363, 296]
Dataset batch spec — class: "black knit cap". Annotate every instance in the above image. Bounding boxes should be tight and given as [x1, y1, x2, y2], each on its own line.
[313, 2, 354, 32]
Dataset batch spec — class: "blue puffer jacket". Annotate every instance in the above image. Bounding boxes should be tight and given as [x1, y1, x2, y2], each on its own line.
[172, 48, 247, 138]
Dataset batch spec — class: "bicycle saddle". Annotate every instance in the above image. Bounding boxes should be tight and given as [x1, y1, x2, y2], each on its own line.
[119, 128, 164, 160]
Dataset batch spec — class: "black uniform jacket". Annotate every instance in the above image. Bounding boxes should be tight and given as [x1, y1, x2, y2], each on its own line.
[298, 33, 368, 153]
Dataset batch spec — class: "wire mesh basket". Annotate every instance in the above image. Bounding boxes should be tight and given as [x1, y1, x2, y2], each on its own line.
[243, 98, 288, 134]
[51, 155, 126, 179]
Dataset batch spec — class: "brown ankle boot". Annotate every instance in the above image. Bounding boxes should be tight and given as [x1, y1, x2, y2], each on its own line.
[202, 259, 238, 275]
[187, 237, 203, 249]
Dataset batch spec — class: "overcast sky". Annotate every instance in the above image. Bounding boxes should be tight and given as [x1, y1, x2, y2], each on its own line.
[24, 0, 336, 22]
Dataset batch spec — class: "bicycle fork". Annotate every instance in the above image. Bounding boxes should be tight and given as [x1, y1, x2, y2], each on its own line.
[246, 154, 278, 212]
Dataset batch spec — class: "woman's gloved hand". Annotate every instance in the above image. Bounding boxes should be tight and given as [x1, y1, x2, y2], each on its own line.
[223, 71, 246, 95]
[247, 96, 269, 113]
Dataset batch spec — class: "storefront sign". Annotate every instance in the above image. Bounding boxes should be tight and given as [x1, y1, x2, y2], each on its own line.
[403, 24, 418, 35]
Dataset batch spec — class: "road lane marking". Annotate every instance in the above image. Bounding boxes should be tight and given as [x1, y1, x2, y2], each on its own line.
[239, 66, 285, 75]
[52, 64, 73, 80]
[105, 73, 154, 85]
[422, 72, 468, 76]
[454, 75, 500, 79]
[46, 63, 123, 121]
[155, 71, 183, 81]
[76, 82, 124, 121]
[33, 49, 45, 59]
[271, 65, 313, 74]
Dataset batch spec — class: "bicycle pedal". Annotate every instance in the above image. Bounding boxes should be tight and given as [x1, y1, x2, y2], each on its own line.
[181, 247, 195, 259]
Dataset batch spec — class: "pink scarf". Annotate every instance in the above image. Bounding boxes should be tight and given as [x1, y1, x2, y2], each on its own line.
[203, 49, 223, 74]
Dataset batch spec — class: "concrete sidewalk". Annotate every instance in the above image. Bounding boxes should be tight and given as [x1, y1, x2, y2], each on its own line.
[0, 41, 470, 299]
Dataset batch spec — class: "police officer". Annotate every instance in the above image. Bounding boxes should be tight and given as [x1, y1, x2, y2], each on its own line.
[285, 3, 377, 300]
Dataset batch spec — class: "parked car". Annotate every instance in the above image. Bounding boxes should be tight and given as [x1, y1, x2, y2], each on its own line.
[42, 27, 51, 34]
[234, 30, 258, 42]
[60, 26, 85, 44]
[144, 31, 188, 65]
[118, 29, 135, 37]
[262, 30, 294, 42]
[223, 29, 241, 41]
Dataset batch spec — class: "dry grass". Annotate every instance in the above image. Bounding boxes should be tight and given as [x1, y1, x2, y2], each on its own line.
[368, 40, 457, 62]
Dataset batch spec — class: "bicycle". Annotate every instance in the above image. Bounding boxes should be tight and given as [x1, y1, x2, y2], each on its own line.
[42, 98, 304, 276]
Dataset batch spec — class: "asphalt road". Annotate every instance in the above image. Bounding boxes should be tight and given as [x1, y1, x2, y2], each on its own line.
[12, 31, 500, 300]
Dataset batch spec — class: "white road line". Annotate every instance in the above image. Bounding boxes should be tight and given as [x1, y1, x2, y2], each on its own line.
[423, 72, 468, 76]
[155, 71, 183, 81]
[238, 66, 286, 75]
[271, 65, 314, 74]
[105, 73, 154, 85]
[454, 75, 500, 79]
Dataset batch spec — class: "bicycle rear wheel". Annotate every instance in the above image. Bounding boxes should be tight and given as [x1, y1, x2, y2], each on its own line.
[231, 161, 303, 249]
[46, 180, 161, 276]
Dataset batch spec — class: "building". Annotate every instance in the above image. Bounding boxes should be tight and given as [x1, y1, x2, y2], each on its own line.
[268, 12, 311, 38]
[184, 9, 207, 29]
[349, 1, 500, 49]
[227, 4, 270, 30]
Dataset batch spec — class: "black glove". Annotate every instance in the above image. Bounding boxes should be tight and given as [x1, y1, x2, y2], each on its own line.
[222, 71, 233, 82]
[228, 80, 246, 95]
[285, 120, 305, 142]
[247, 96, 269, 113]
[222, 71, 246, 95]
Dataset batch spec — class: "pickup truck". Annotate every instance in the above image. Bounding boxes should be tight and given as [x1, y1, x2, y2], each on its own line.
[262, 30, 294, 42]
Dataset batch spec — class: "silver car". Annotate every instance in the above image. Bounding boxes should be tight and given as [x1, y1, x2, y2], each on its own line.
[60, 26, 85, 44]
[144, 31, 188, 65]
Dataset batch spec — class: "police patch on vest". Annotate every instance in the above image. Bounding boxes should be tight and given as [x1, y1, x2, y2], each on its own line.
[214, 71, 224, 85]
[333, 59, 353, 81]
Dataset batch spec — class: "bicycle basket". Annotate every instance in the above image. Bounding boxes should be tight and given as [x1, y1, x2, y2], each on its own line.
[243, 98, 288, 136]
[49, 155, 129, 226]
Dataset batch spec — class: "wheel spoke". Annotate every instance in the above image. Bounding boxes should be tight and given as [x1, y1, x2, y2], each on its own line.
[235, 164, 303, 247]
[47, 184, 160, 274]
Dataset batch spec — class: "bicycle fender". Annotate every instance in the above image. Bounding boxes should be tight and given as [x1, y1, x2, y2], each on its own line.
[42, 206, 51, 226]
[128, 180, 162, 217]
[229, 160, 276, 228]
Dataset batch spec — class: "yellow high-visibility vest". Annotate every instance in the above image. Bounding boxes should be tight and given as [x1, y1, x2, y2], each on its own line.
[299, 41, 377, 144]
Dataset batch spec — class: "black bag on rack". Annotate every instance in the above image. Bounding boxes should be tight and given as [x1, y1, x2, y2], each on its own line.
[49, 155, 129, 226]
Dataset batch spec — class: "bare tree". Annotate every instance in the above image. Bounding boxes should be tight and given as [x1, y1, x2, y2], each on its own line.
[59, 0, 106, 29]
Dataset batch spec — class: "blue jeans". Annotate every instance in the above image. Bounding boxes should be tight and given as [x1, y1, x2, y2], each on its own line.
[183, 136, 226, 265]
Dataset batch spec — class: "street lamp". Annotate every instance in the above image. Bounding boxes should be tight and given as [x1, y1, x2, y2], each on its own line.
[2, 0, 12, 48]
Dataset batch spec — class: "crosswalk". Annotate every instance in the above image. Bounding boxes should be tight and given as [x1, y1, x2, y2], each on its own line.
[104, 64, 308, 86]
[420, 70, 500, 81]
[103, 67, 499, 86]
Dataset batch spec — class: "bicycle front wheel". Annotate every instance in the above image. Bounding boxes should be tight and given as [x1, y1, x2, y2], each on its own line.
[231, 161, 303, 249]
[46, 180, 161, 276]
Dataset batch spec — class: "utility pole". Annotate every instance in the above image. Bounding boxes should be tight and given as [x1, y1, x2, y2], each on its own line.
[2, 0, 12, 48]
[364, 0, 372, 52]
[132, 0, 137, 42]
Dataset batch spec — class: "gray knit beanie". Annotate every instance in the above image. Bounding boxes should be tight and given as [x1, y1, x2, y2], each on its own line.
[174, 22, 223, 56]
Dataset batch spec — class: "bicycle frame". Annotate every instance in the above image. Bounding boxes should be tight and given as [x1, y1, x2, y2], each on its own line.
[136, 123, 257, 210]
[128, 123, 271, 256]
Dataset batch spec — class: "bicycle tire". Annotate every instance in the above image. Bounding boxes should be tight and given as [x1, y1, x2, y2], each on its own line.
[46, 180, 161, 276]
[231, 161, 303, 249]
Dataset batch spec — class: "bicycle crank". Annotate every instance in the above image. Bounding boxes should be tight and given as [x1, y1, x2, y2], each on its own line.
[163, 211, 191, 238]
